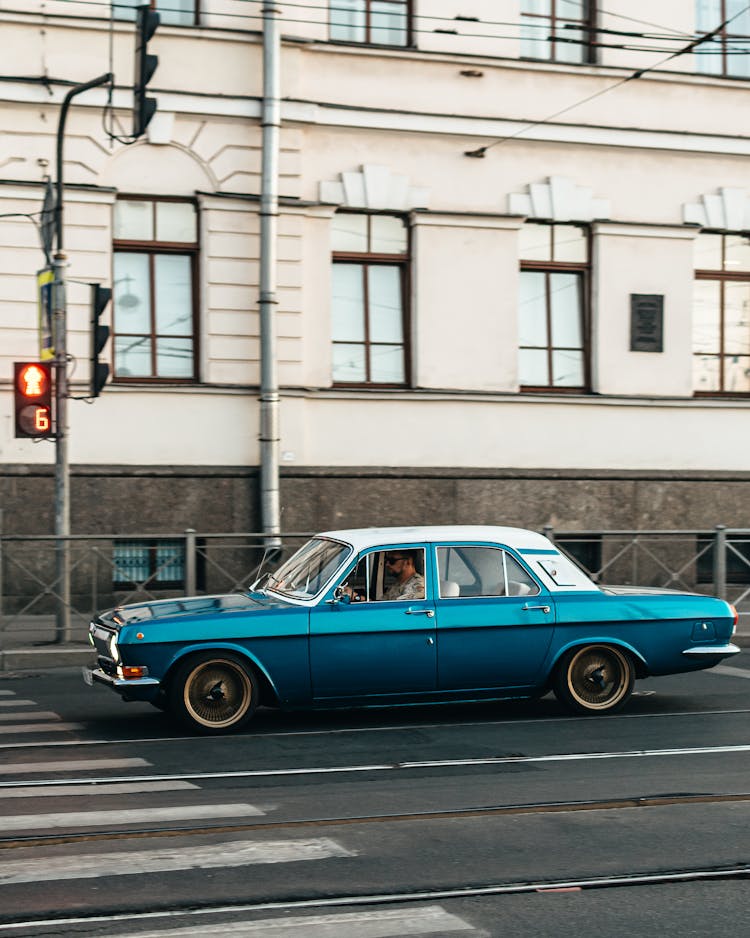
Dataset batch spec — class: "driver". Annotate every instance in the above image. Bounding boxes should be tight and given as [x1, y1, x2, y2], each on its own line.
[383, 550, 425, 601]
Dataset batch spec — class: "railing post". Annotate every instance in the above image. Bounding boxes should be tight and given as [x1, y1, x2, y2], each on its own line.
[185, 529, 197, 596]
[543, 525, 555, 543]
[91, 546, 98, 619]
[713, 525, 727, 600]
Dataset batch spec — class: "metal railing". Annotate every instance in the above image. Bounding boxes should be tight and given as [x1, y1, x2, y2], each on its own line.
[1, 524, 749, 650]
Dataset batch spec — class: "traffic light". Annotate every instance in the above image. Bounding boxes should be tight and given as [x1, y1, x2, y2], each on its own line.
[90, 283, 112, 398]
[133, 4, 159, 138]
[14, 362, 53, 439]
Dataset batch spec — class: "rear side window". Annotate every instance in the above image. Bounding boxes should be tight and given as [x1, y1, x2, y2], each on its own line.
[436, 546, 540, 598]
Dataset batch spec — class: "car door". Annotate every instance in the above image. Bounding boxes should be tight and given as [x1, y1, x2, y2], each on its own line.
[309, 545, 437, 700]
[434, 543, 555, 690]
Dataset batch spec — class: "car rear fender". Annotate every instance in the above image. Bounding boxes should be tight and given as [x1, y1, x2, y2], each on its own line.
[163, 642, 281, 707]
[547, 637, 649, 681]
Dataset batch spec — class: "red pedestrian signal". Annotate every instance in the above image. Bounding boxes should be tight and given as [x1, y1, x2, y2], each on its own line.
[14, 362, 53, 438]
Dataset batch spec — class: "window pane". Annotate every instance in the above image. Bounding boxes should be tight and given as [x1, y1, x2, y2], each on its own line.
[693, 280, 721, 353]
[371, 1, 408, 46]
[157, 0, 195, 26]
[724, 354, 750, 392]
[694, 233, 722, 271]
[113, 543, 149, 582]
[115, 335, 152, 377]
[694, 354, 720, 391]
[155, 542, 185, 583]
[333, 343, 367, 382]
[114, 253, 151, 333]
[552, 349, 584, 386]
[553, 225, 587, 262]
[505, 553, 540, 596]
[113, 0, 139, 22]
[519, 224, 552, 261]
[155, 255, 193, 336]
[519, 271, 548, 347]
[519, 348, 549, 385]
[332, 264, 365, 341]
[368, 266, 403, 342]
[370, 215, 407, 254]
[520, 21, 552, 59]
[550, 273, 582, 347]
[114, 200, 153, 241]
[330, 0, 366, 41]
[156, 338, 194, 378]
[559, 0, 585, 16]
[156, 202, 197, 243]
[521, 0, 551, 14]
[728, 0, 750, 32]
[370, 345, 404, 383]
[724, 234, 750, 272]
[724, 281, 750, 354]
[554, 26, 585, 64]
[696, 0, 721, 32]
[332, 214, 368, 253]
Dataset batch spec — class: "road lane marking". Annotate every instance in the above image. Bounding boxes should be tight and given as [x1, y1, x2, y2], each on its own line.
[110, 906, 479, 936]
[0, 803, 266, 832]
[0, 838, 354, 885]
[0, 711, 61, 723]
[0, 700, 36, 708]
[0, 722, 83, 735]
[0, 758, 150, 776]
[0, 691, 15, 696]
[0, 780, 198, 798]
[713, 664, 750, 679]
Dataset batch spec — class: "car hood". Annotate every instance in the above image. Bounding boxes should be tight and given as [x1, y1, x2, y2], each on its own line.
[96, 591, 289, 628]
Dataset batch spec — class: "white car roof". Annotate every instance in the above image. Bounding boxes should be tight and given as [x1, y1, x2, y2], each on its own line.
[319, 525, 555, 553]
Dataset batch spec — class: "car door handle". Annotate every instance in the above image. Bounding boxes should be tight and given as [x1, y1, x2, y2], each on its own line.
[405, 608, 434, 617]
[522, 603, 551, 613]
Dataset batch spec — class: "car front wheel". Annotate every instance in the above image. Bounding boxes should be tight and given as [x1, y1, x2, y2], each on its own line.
[553, 644, 634, 714]
[169, 652, 258, 734]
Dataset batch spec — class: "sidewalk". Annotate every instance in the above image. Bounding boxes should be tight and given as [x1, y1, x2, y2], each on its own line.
[1, 613, 748, 672]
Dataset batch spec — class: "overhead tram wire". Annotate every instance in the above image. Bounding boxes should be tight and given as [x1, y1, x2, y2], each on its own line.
[463, 2, 750, 158]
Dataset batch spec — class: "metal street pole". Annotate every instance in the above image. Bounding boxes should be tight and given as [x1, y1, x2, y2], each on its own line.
[53, 72, 112, 642]
[259, 2, 281, 547]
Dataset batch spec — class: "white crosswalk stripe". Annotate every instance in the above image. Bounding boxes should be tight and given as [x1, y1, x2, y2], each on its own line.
[0, 757, 150, 775]
[0, 721, 84, 735]
[0, 838, 354, 884]
[0, 710, 62, 723]
[0, 699, 36, 707]
[0, 780, 199, 798]
[111, 906, 480, 937]
[0, 803, 266, 832]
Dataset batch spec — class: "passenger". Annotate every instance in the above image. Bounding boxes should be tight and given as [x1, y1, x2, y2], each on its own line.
[383, 551, 425, 601]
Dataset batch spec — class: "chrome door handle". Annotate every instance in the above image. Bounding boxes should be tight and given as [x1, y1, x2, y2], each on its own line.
[405, 608, 434, 617]
[522, 603, 551, 613]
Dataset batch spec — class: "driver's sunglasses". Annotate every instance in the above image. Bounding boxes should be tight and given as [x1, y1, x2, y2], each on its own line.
[385, 555, 406, 564]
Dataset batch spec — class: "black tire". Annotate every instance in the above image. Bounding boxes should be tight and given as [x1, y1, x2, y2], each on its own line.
[168, 652, 258, 734]
[553, 644, 634, 715]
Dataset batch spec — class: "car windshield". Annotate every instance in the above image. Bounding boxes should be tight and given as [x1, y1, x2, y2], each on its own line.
[266, 537, 350, 600]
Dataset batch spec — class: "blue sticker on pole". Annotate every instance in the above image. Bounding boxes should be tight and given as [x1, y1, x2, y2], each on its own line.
[37, 267, 55, 361]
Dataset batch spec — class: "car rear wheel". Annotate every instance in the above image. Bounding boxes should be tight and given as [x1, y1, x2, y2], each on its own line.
[169, 652, 258, 734]
[553, 644, 634, 714]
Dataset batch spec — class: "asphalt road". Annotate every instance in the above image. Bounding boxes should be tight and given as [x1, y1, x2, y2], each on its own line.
[0, 662, 748, 936]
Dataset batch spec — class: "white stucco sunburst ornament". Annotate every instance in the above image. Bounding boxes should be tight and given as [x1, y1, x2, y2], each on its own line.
[319, 164, 430, 211]
[683, 188, 750, 230]
[508, 175, 610, 221]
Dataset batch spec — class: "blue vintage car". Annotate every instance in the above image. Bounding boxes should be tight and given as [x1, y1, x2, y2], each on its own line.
[85, 526, 740, 733]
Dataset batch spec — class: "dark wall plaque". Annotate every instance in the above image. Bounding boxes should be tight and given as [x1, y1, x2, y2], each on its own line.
[630, 294, 664, 352]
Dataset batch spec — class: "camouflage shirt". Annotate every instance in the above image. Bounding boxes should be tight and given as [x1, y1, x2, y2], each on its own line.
[384, 572, 425, 601]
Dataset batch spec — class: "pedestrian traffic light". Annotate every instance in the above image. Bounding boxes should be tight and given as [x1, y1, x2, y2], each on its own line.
[133, 4, 159, 138]
[14, 362, 53, 439]
[90, 283, 112, 398]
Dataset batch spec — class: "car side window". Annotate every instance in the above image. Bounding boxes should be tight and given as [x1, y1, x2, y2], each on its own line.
[436, 546, 540, 598]
[341, 548, 426, 602]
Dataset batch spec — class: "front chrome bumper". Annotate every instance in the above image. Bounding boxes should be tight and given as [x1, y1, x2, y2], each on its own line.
[682, 643, 741, 659]
[83, 666, 162, 701]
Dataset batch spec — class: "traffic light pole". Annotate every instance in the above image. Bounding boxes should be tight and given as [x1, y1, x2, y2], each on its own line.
[52, 73, 112, 643]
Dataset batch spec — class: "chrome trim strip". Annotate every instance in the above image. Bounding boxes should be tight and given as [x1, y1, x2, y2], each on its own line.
[682, 643, 741, 658]
[88, 667, 161, 690]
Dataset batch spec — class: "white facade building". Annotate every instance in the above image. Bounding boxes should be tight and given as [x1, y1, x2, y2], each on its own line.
[2, 1, 750, 539]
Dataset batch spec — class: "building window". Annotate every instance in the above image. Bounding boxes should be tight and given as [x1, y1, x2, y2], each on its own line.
[696, 1, 750, 79]
[114, 0, 197, 26]
[693, 232, 750, 395]
[330, 0, 409, 46]
[518, 222, 589, 391]
[331, 213, 409, 386]
[520, 0, 595, 64]
[113, 540, 185, 590]
[113, 198, 198, 382]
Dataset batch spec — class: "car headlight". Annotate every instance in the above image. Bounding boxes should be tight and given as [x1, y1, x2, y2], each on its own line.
[107, 633, 120, 663]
